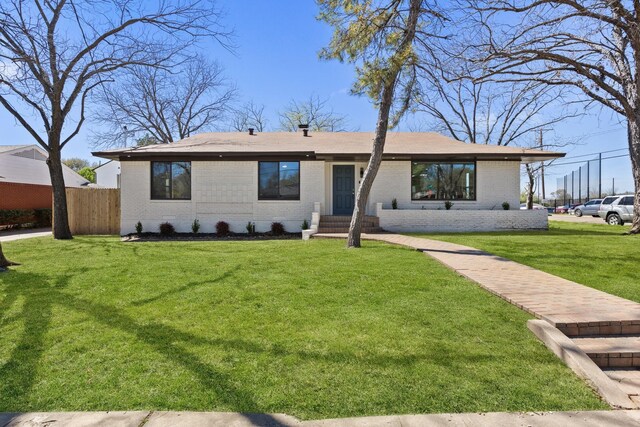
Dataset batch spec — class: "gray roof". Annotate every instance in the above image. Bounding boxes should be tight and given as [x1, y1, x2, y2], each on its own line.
[0, 150, 89, 187]
[93, 132, 565, 163]
[0, 145, 29, 154]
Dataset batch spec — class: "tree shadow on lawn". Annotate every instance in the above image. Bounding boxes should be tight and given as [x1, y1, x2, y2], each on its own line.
[131, 268, 237, 307]
[0, 270, 494, 418]
[0, 271, 280, 423]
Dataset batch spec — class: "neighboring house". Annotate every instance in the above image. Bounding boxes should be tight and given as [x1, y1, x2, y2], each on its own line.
[92, 132, 563, 235]
[0, 145, 89, 210]
[94, 160, 121, 188]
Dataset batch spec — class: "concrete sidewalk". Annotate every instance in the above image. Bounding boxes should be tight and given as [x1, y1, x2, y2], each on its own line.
[0, 228, 51, 242]
[2, 410, 640, 427]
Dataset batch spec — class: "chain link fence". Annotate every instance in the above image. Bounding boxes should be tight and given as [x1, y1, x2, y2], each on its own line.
[547, 150, 632, 209]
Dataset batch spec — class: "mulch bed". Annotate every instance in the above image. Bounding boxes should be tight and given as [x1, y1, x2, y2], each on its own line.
[122, 232, 302, 242]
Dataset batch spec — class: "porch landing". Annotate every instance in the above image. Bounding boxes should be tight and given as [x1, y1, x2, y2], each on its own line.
[317, 216, 383, 234]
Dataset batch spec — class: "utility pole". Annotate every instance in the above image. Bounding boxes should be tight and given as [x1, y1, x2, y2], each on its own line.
[538, 129, 547, 200]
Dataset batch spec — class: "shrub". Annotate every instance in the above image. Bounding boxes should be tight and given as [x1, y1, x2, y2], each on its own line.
[271, 222, 285, 236]
[502, 201, 510, 211]
[301, 219, 309, 230]
[391, 198, 398, 209]
[135, 221, 143, 235]
[216, 221, 230, 236]
[33, 208, 52, 227]
[246, 221, 256, 234]
[191, 219, 200, 234]
[0, 208, 51, 227]
[78, 166, 96, 183]
[444, 201, 453, 210]
[159, 222, 175, 236]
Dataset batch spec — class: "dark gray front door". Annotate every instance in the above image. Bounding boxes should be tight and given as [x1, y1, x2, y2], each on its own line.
[333, 165, 355, 215]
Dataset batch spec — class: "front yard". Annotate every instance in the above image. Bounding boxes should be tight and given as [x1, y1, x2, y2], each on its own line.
[0, 236, 605, 418]
[419, 221, 640, 304]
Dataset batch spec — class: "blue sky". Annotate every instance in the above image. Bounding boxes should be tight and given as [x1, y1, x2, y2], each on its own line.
[0, 0, 633, 196]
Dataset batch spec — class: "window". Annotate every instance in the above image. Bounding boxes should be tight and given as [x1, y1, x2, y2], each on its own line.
[259, 161, 300, 200]
[602, 196, 617, 205]
[621, 196, 634, 206]
[151, 161, 191, 200]
[411, 162, 475, 200]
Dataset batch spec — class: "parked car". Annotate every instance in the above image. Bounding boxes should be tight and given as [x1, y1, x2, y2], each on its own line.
[567, 203, 582, 214]
[520, 203, 547, 210]
[573, 199, 603, 217]
[554, 205, 570, 214]
[598, 195, 635, 225]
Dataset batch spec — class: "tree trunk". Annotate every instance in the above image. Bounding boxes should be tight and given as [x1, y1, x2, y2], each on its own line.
[628, 117, 640, 234]
[47, 144, 73, 240]
[525, 164, 535, 209]
[0, 242, 19, 269]
[347, 79, 396, 248]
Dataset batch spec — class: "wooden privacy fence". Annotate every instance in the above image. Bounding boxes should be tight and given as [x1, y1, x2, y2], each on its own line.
[62, 188, 120, 235]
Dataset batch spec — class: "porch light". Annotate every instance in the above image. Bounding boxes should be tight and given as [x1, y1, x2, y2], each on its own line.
[360, 167, 364, 178]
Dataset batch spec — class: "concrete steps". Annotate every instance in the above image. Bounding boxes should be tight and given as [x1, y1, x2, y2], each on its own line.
[563, 324, 640, 403]
[557, 321, 640, 337]
[573, 336, 640, 368]
[317, 215, 383, 233]
[604, 369, 640, 397]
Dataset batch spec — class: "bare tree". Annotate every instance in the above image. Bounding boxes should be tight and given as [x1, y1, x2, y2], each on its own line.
[229, 101, 268, 132]
[278, 95, 349, 132]
[412, 55, 574, 209]
[469, 0, 640, 233]
[93, 56, 235, 146]
[414, 60, 577, 146]
[0, 0, 227, 239]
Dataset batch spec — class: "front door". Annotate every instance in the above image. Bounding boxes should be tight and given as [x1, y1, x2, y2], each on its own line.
[333, 165, 355, 215]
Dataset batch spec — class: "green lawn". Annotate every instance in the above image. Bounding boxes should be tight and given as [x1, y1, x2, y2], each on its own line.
[413, 221, 640, 304]
[0, 236, 605, 418]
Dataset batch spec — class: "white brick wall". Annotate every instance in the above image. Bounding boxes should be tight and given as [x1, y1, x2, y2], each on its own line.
[368, 160, 521, 213]
[120, 159, 523, 234]
[376, 205, 548, 233]
[120, 161, 324, 234]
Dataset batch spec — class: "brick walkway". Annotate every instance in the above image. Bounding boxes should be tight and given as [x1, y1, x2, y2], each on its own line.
[316, 232, 640, 403]
[316, 233, 640, 335]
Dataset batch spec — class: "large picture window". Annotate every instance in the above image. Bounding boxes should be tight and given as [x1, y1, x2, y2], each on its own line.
[259, 161, 300, 200]
[151, 161, 191, 200]
[411, 162, 476, 200]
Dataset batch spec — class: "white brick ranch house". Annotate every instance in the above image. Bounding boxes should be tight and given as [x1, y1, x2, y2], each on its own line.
[92, 131, 563, 235]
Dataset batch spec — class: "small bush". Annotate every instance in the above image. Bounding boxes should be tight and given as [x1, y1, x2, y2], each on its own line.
[444, 201, 453, 210]
[391, 198, 398, 209]
[271, 222, 285, 236]
[246, 221, 256, 234]
[0, 208, 51, 227]
[216, 221, 230, 236]
[135, 221, 143, 234]
[301, 219, 309, 230]
[33, 208, 52, 227]
[192, 219, 201, 234]
[159, 222, 175, 236]
[502, 201, 510, 211]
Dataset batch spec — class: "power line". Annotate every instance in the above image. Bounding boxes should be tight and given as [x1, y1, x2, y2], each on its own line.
[559, 147, 628, 161]
[551, 153, 629, 167]
[557, 127, 624, 141]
